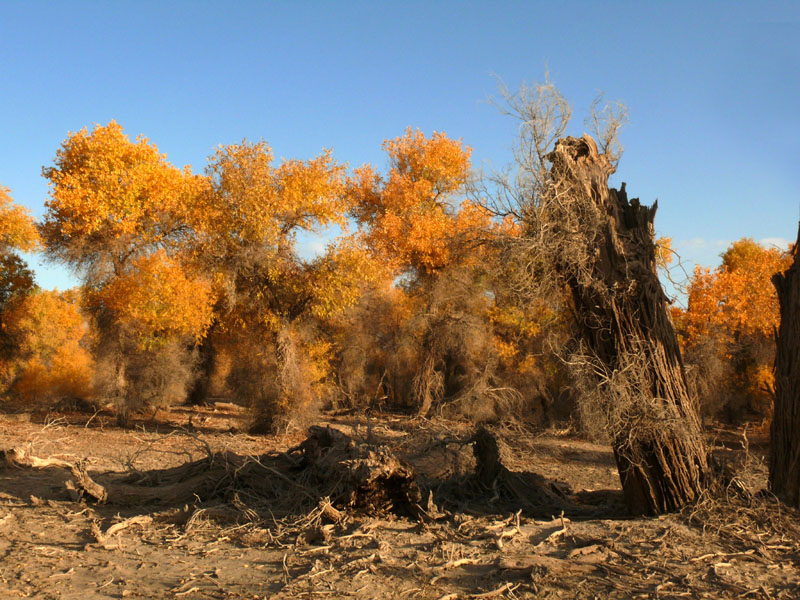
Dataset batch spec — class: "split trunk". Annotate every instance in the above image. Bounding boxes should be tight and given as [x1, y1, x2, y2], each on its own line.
[545, 136, 711, 515]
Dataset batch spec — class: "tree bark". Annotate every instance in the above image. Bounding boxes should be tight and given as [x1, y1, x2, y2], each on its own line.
[187, 322, 217, 406]
[546, 136, 711, 515]
[770, 224, 800, 507]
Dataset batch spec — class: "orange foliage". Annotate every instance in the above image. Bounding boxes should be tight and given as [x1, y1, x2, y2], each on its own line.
[348, 128, 491, 273]
[0, 185, 39, 254]
[2, 290, 94, 403]
[89, 251, 214, 349]
[677, 238, 792, 417]
[41, 122, 216, 369]
[41, 121, 205, 273]
[200, 140, 373, 329]
[682, 238, 791, 346]
[197, 141, 347, 255]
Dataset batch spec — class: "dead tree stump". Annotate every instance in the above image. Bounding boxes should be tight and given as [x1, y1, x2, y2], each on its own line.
[291, 426, 424, 518]
[542, 136, 711, 515]
[770, 224, 800, 507]
[468, 427, 565, 510]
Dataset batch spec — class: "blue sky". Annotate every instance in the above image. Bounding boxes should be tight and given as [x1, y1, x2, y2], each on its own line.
[1, 1, 798, 297]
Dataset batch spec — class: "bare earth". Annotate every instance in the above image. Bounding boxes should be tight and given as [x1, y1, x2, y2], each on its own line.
[0, 405, 798, 599]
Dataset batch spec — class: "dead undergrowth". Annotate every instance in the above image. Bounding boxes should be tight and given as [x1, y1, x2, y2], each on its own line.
[0, 406, 798, 599]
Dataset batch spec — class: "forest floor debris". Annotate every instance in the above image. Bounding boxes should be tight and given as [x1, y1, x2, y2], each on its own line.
[0, 404, 798, 599]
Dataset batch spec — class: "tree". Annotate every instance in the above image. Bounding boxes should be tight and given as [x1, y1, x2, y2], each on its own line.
[0, 185, 39, 255]
[348, 127, 486, 275]
[770, 225, 800, 507]
[495, 80, 710, 515]
[41, 121, 204, 282]
[41, 123, 212, 420]
[191, 140, 374, 429]
[676, 239, 790, 419]
[0, 184, 40, 375]
[348, 129, 507, 416]
[0, 254, 35, 313]
[2, 289, 93, 404]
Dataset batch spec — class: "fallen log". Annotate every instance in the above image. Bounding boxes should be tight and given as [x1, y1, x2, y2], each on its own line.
[1, 447, 108, 503]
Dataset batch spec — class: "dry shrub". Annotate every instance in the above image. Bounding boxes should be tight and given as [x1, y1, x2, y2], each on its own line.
[682, 335, 726, 421]
[10, 349, 94, 407]
[682, 331, 775, 424]
[90, 309, 197, 425]
[448, 377, 524, 425]
[226, 322, 322, 434]
[409, 267, 501, 418]
[329, 284, 418, 410]
[330, 261, 576, 428]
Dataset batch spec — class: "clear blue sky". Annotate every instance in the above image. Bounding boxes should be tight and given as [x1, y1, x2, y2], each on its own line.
[1, 1, 798, 296]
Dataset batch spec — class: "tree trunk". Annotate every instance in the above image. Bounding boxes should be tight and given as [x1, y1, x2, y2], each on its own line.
[770, 224, 800, 507]
[546, 136, 711, 515]
[187, 321, 217, 406]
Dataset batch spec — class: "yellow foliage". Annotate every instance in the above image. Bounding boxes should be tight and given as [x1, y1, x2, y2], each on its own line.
[197, 139, 376, 341]
[655, 236, 673, 269]
[91, 251, 214, 349]
[41, 121, 205, 270]
[308, 239, 385, 320]
[680, 238, 792, 417]
[198, 141, 347, 255]
[4, 289, 87, 362]
[683, 238, 791, 345]
[1, 290, 94, 404]
[348, 128, 490, 273]
[304, 338, 334, 394]
[13, 347, 94, 404]
[0, 185, 39, 253]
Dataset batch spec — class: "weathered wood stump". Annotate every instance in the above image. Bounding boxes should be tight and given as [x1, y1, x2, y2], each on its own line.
[290, 425, 423, 518]
[542, 136, 711, 515]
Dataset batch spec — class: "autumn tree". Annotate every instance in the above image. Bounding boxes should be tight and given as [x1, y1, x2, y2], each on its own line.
[0, 184, 39, 310]
[41, 122, 213, 421]
[0, 185, 39, 257]
[493, 80, 710, 515]
[348, 128, 483, 274]
[0, 184, 40, 376]
[190, 140, 374, 430]
[2, 289, 94, 405]
[675, 239, 791, 420]
[347, 129, 511, 417]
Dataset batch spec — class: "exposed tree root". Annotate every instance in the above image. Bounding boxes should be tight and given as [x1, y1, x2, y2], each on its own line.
[1, 447, 108, 503]
[0, 425, 425, 520]
[0, 425, 582, 524]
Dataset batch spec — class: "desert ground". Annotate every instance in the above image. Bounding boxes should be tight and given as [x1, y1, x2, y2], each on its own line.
[0, 404, 798, 600]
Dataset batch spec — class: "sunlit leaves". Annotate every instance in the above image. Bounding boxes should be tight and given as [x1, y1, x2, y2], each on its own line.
[682, 238, 790, 344]
[197, 141, 347, 257]
[348, 128, 488, 273]
[1, 290, 94, 403]
[0, 186, 40, 254]
[41, 121, 204, 276]
[0, 254, 36, 311]
[89, 251, 214, 350]
[676, 238, 792, 416]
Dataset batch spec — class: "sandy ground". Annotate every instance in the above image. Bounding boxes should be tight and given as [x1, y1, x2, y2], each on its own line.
[0, 405, 798, 599]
